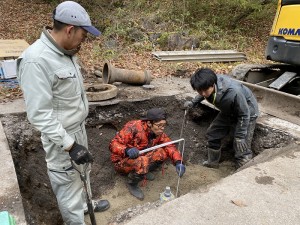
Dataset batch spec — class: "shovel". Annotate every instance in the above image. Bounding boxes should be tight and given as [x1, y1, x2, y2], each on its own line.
[71, 161, 97, 225]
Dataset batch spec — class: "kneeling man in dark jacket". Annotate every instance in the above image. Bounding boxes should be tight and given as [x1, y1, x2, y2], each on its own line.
[184, 68, 259, 168]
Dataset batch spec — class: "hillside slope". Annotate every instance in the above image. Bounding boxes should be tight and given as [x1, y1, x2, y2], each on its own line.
[0, 0, 277, 102]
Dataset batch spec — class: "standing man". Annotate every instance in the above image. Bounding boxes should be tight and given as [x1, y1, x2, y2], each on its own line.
[184, 68, 259, 168]
[109, 108, 186, 200]
[17, 1, 109, 224]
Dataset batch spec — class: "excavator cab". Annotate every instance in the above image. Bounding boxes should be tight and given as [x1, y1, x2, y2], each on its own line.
[264, 0, 300, 95]
[266, 0, 300, 65]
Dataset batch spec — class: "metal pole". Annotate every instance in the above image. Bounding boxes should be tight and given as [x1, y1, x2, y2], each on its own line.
[175, 139, 186, 198]
[178, 109, 188, 151]
[139, 138, 185, 155]
[175, 110, 188, 198]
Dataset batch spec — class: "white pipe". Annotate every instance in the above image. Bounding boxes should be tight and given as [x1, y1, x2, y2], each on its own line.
[139, 138, 185, 155]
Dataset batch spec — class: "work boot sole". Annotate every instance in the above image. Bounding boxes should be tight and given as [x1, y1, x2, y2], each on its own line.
[126, 183, 144, 200]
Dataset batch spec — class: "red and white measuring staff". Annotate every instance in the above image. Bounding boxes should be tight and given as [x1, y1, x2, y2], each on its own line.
[138, 138, 185, 155]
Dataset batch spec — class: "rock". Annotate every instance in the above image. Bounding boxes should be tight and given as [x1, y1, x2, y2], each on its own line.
[94, 70, 102, 78]
[142, 84, 155, 90]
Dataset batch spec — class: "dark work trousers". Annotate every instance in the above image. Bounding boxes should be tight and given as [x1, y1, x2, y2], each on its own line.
[206, 113, 256, 163]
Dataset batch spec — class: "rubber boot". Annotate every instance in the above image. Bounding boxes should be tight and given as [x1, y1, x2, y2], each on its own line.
[236, 154, 252, 168]
[148, 161, 162, 172]
[235, 119, 256, 168]
[146, 161, 163, 181]
[145, 172, 155, 181]
[127, 172, 144, 200]
[203, 148, 221, 168]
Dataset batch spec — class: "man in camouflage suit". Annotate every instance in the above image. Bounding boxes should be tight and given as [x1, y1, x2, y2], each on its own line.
[109, 108, 186, 200]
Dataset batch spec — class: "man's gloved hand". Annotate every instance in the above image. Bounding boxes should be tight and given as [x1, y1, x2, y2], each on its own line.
[126, 147, 139, 159]
[175, 161, 186, 177]
[234, 138, 248, 153]
[184, 95, 203, 109]
[183, 100, 193, 109]
[69, 142, 93, 165]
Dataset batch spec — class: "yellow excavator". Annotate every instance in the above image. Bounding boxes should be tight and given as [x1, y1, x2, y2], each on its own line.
[231, 0, 300, 126]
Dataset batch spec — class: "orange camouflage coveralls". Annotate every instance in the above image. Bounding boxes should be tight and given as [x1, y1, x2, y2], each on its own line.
[109, 120, 182, 175]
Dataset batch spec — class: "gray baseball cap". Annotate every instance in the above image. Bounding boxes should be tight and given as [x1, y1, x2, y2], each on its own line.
[53, 1, 101, 36]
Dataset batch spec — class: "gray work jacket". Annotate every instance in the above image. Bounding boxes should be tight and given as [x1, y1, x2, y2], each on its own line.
[17, 29, 89, 169]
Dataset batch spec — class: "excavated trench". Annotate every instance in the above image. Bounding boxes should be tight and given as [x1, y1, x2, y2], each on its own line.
[0, 96, 295, 225]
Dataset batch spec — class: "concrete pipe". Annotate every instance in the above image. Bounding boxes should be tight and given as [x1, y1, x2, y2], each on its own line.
[103, 61, 152, 85]
[85, 83, 118, 102]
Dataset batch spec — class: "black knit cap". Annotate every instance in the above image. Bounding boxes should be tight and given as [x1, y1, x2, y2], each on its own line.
[141, 108, 167, 121]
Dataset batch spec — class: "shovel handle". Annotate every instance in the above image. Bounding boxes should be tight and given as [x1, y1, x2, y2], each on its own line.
[71, 161, 97, 225]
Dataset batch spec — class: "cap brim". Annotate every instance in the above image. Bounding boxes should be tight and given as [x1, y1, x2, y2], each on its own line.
[82, 26, 101, 36]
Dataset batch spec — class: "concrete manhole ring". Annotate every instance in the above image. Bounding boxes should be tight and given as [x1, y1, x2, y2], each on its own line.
[85, 83, 118, 101]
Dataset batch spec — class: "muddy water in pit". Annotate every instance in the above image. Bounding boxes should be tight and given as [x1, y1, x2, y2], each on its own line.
[0, 96, 294, 225]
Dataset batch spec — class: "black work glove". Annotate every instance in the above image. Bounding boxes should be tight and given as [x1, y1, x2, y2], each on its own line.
[234, 138, 248, 153]
[184, 100, 194, 109]
[183, 95, 203, 109]
[69, 142, 93, 165]
[126, 147, 139, 159]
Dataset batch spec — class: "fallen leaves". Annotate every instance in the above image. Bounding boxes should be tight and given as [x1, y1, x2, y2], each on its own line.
[0, 86, 23, 103]
[0, 0, 268, 103]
